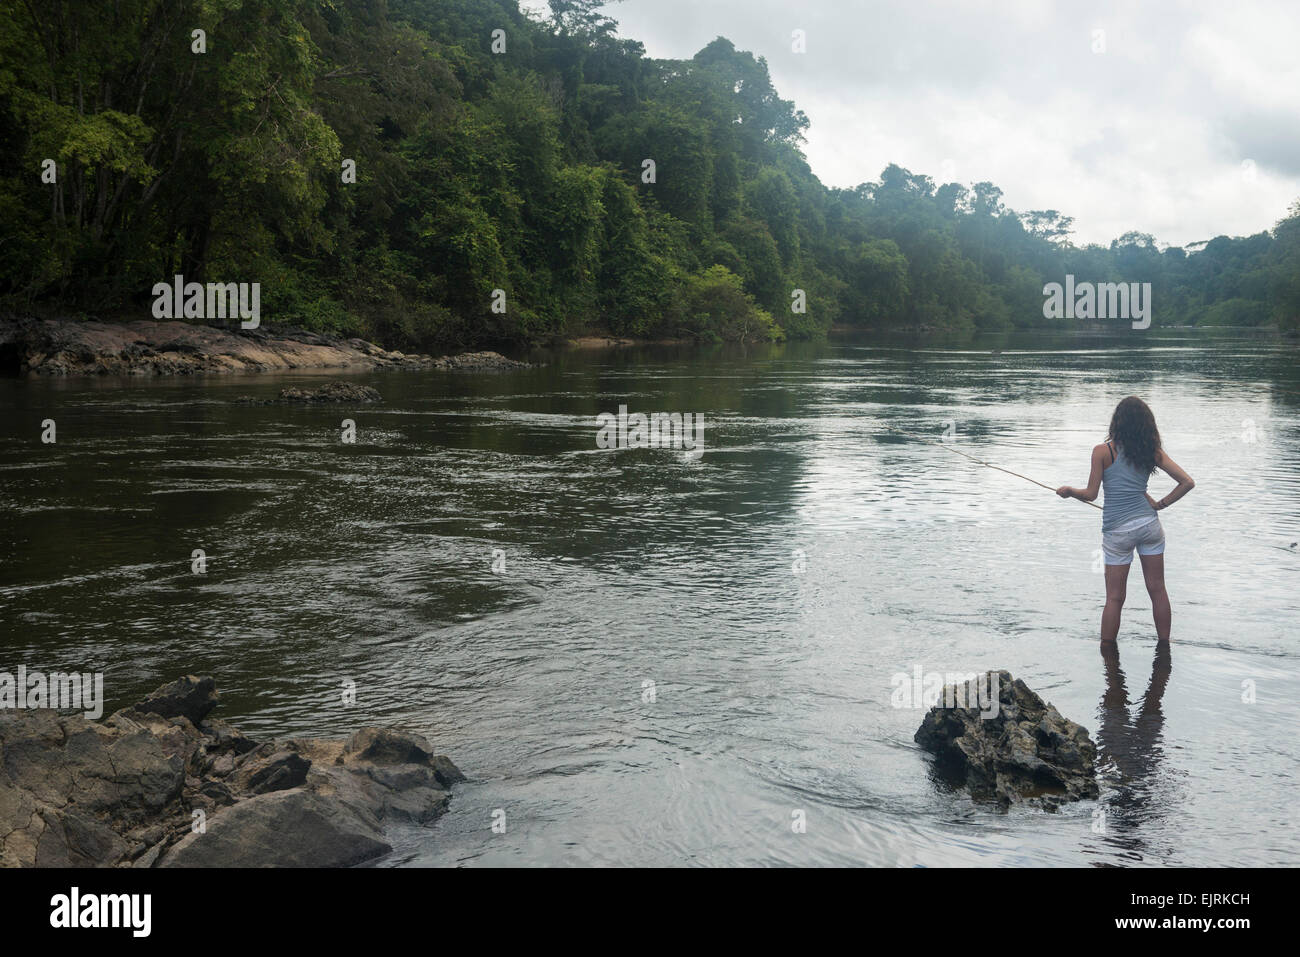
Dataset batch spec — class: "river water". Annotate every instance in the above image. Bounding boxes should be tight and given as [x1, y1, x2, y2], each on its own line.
[2, 330, 1297, 866]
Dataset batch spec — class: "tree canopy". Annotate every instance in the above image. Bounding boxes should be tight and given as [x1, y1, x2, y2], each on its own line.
[1, 0, 1296, 349]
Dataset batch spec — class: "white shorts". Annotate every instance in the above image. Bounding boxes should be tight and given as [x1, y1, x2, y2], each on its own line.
[1102, 515, 1165, 566]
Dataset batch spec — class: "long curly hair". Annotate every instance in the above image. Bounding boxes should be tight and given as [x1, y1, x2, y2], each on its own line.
[1108, 396, 1161, 475]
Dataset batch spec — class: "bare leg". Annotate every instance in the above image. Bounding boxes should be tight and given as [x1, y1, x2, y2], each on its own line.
[1139, 552, 1171, 643]
[1101, 562, 1130, 644]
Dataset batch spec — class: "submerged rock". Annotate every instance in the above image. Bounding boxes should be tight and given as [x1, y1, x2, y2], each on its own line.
[428, 350, 530, 371]
[914, 670, 1098, 809]
[0, 675, 462, 868]
[277, 381, 382, 403]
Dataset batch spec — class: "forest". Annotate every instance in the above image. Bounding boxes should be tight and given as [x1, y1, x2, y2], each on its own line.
[2, 0, 1297, 350]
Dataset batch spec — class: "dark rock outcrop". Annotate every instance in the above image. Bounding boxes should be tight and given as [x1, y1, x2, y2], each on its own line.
[130, 675, 218, 725]
[914, 670, 1098, 809]
[0, 675, 462, 868]
[427, 350, 530, 371]
[277, 381, 382, 403]
[0, 315, 531, 377]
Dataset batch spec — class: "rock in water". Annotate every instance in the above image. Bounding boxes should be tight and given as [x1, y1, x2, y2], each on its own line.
[428, 351, 530, 371]
[914, 670, 1098, 809]
[278, 381, 381, 403]
[0, 676, 462, 867]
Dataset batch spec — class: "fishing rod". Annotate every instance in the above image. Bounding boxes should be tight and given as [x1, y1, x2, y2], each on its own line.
[884, 425, 1103, 510]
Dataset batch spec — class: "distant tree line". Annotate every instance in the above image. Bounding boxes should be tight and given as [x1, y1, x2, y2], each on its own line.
[2, 0, 1297, 350]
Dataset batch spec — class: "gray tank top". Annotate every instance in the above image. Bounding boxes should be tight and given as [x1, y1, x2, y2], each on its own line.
[1101, 441, 1157, 531]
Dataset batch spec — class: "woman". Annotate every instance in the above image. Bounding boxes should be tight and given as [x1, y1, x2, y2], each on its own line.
[1056, 396, 1195, 643]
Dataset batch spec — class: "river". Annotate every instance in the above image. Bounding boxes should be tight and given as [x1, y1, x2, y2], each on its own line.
[2, 329, 1297, 866]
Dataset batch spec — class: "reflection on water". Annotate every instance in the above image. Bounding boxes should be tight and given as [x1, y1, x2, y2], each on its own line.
[1097, 642, 1171, 861]
[1, 329, 1298, 866]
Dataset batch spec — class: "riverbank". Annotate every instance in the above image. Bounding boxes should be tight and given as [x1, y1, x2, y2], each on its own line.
[0, 676, 463, 867]
[0, 316, 529, 377]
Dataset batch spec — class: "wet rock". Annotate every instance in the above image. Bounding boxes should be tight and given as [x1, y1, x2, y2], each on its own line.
[345, 727, 437, 767]
[428, 350, 530, 371]
[327, 764, 450, 825]
[341, 728, 466, 789]
[277, 381, 382, 403]
[0, 675, 463, 868]
[914, 670, 1098, 809]
[131, 675, 218, 726]
[429, 754, 468, 789]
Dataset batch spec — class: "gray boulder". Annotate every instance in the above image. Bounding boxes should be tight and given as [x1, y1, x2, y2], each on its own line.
[341, 727, 464, 783]
[0, 710, 186, 866]
[158, 788, 390, 868]
[914, 670, 1098, 809]
[0, 676, 463, 868]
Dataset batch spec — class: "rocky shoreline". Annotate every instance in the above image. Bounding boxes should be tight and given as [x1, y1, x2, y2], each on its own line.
[0, 315, 530, 376]
[0, 676, 463, 867]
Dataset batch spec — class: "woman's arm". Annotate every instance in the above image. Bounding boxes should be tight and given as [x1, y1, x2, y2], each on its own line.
[1057, 444, 1107, 502]
[1150, 449, 1195, 511]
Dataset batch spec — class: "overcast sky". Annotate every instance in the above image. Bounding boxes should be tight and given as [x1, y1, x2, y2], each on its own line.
[524, 0, 1300, 247]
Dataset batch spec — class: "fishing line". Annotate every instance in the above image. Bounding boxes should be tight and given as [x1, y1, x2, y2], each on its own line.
[884, 427, 1300, 557]
[883, 425, 1103, 510]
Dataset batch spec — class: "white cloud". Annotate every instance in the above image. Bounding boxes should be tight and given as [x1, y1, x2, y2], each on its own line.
[585, 0, 1300, 246]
